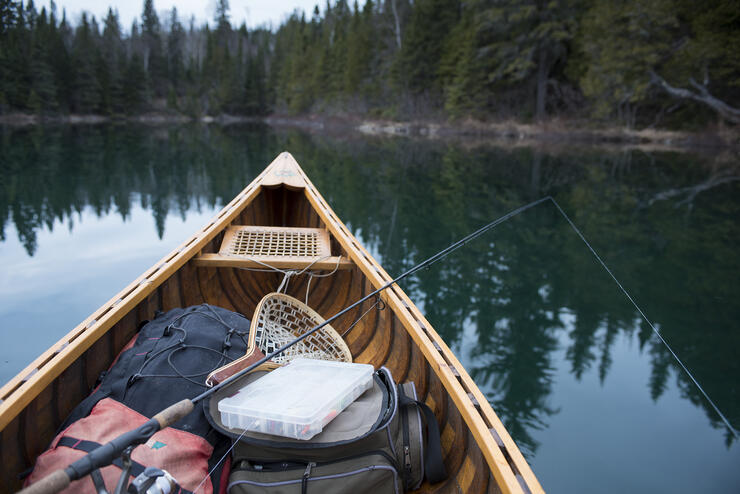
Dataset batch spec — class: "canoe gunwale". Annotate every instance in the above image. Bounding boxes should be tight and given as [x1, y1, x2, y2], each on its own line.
[0, 152, 543, 494]
[0, 165, 271, 429]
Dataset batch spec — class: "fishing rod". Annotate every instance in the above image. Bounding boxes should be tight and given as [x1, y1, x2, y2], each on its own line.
[19, 196, 551, 494]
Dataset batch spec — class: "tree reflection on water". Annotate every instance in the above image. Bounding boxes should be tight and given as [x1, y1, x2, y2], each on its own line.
[1, 123, 738, 454]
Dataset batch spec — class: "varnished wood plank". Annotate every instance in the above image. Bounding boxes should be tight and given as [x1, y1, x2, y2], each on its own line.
[217, 268, 254, 317]
[232, 268, 269, 315]
[193, 253, 354, 271]
[317, 270, 363, 337]
[405, 343, 430, 399]
[160, 275, 183, 312]
[343, 274, 377, 357]
[0, 415, 24, 493]
[354, 294, 394, 367]
[379, 316, 411, 378]
[461, 428, 496, 494]
[180, 262, 205, 307]
[385, 328, 413, 383]
[259, 153, 307, 189]
[198, 267, 236, 311]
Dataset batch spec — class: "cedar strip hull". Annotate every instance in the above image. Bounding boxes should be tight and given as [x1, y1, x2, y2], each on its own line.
[0, 153, 543, 494]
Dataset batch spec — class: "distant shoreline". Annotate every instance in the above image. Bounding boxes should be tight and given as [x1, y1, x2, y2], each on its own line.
[1, 112, 737, 151]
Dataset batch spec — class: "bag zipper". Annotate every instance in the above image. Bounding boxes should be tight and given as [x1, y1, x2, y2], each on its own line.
[301, 462, 315, 494]
[235, 448, 400, 473]
[398, 384, 412, 489]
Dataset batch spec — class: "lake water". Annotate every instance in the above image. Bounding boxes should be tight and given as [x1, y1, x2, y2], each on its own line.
[1, 123, 738, 492]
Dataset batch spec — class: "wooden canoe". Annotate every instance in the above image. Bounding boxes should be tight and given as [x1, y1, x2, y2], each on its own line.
[0, 152, 544, 494]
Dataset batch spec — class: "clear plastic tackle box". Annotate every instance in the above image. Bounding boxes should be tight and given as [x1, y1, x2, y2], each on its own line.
[217, 358, 374, 440]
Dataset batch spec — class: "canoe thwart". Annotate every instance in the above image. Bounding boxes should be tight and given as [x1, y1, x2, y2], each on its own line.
[193, 253, 354, 271]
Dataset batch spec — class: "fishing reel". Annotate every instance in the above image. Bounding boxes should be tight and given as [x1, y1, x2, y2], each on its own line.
[87, 446, 183, 494]
[127, 467, 180, 494]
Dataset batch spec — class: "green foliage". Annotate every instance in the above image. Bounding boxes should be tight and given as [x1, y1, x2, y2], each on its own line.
[440, 12, 485, 116]
[396, 0, 459, 95]
[343, 1, 373, 97]
[123, 53, 146, 113]
[72, 13, 102, 113]
[0, 0, 738, 127]
[578, 0, 677, 124]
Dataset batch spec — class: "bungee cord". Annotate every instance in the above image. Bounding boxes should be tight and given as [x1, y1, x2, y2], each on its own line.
[234, 254, 343, 303]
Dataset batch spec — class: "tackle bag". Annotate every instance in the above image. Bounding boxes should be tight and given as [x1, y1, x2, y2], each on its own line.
[25, 304, 254, 494]
[205, 367, 447, 494]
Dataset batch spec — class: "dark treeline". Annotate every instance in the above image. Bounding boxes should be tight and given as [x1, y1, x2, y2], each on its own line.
[1, 0, 739, 127]
[0, 0, 273, 116]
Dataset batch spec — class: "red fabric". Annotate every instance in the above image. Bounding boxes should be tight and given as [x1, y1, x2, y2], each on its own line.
[218, 455, 232, 494]
[25, 398, 213, 494]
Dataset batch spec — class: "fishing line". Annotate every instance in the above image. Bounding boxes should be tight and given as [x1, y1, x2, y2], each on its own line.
[193, 426, 251, 494]
[548, 197, 738, 439]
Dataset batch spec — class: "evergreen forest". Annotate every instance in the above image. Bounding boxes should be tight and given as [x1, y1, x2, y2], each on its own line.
[1, 0, 739, 129]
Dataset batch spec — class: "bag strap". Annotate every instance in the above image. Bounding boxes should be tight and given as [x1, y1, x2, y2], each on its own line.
[57, 436, 194, 494]
[397, 393, 447, 484]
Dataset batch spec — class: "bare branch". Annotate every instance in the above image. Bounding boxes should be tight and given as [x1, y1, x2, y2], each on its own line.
[645, 172, 740, 208]
[649, 71, 740, 124]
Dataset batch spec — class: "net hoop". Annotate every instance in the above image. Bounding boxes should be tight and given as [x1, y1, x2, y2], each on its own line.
[251, 292, 352, 365]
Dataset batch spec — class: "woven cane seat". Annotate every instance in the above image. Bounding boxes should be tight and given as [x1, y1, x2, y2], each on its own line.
[220, 226, 331, 261]
[252, 293, 352, 364]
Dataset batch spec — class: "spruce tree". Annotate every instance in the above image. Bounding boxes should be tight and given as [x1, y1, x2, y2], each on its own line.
[101, 8, 124, 114]
[29, 7, 57, 113]
[343, 0, 373, 99]
[71, 13, 101, 113]
[166, 7, 184, 96]
[141, 0, 164, 101]
[396, 0, 459, 100]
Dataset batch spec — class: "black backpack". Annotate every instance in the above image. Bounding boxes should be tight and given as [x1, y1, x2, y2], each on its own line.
[29, 304, 253, 493]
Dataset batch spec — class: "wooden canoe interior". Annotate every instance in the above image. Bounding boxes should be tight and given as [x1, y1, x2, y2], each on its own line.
[0, 178, 525, 493]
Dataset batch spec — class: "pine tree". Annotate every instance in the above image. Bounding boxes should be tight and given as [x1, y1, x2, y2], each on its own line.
[0, 0, 18, 109]
[71, 13, 101, 113]
[0, 0, 18, 36]
[578, 0, 676, 125]
[472, 0, 581, 120]
[166, 7, 184, 97]
[141, 0, 164, 101]
[440, 10, 485, 116]
[123, 52, 147, 113]
[396, 0, 459, 99]
[29, 6, 58, 113]
[4, 1, 31, 109]
[49, 6, 73, 113]
[343, 0, 373, 99]
[100, 8, 124, 114]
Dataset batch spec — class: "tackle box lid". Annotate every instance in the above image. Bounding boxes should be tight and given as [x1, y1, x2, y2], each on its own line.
[217, 358, 374, 440]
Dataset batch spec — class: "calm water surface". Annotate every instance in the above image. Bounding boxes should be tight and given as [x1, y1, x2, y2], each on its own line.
[1, 124, 738, 492]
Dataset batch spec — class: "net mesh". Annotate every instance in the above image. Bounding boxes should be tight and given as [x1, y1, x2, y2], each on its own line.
[252, 293, 352, 365]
